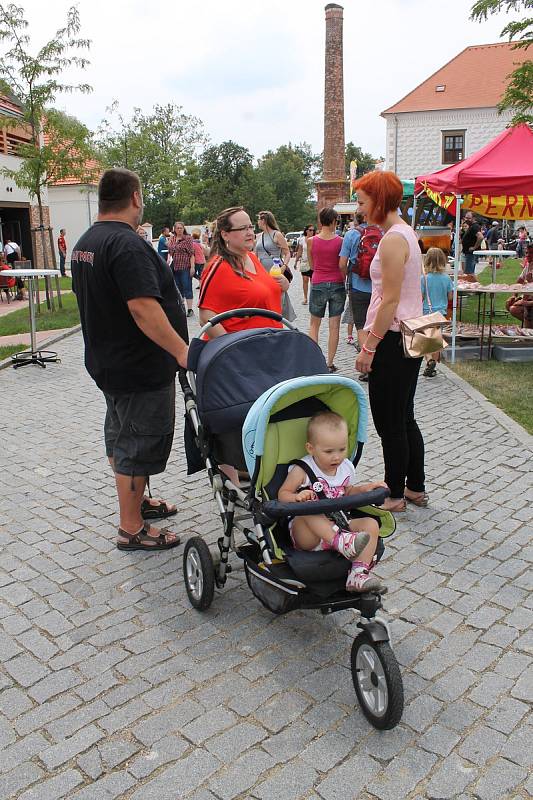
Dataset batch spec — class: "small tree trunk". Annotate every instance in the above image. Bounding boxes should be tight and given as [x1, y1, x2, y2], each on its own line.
[37, 191, 54, 311]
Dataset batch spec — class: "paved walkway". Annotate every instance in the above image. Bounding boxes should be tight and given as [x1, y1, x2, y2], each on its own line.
[0, 328, 69, 348]
[0, 276, 531, 800]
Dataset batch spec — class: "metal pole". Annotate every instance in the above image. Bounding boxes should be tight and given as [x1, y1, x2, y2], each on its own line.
[28, 274, 37, 355]
[411, 190, 425, 229]
[451, 195, 463, 364]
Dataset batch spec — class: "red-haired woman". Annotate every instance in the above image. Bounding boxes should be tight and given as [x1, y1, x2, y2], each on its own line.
[354, 171, 427, 512]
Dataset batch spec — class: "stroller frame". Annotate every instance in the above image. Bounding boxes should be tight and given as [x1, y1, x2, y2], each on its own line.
[180, 309, 404, 729]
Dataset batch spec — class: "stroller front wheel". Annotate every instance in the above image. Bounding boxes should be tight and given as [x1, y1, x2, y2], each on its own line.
[351, 632, 404, 730]
[183, 537, 215, 610]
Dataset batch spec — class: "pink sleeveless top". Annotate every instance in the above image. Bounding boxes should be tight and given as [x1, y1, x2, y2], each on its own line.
[364, 223, 422, 332]
[310, 235, 343, 284]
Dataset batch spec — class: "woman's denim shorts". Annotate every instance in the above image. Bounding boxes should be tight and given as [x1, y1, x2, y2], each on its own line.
[309, 281, 346, 318]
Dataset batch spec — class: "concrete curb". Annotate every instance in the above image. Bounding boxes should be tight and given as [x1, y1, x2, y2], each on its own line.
[0, 324, 81, 371]
[440, 361, 533, 451]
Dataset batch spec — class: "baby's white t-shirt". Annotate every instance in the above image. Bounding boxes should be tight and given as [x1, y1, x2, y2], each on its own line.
[289, 455, 356, 499]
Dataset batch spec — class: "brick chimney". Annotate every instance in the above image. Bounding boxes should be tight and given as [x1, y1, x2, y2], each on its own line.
[316, 3, 349, 211]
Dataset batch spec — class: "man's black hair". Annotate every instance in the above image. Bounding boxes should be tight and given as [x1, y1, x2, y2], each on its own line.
[98, 168, 141, 214]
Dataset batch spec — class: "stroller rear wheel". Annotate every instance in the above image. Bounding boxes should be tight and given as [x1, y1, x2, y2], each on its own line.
[183, 537, 215, 610]
[351, 632, 404, 730]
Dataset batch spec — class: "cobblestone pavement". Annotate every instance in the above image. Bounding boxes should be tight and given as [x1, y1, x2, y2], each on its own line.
[1, 275, 532, 800]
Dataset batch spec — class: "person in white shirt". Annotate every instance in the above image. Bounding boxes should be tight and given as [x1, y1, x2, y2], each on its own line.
[3, 238, 25, 299]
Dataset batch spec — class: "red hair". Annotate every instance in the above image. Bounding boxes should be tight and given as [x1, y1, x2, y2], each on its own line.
[354, 171, 403, 225]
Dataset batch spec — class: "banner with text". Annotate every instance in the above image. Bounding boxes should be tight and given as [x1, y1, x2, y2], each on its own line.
[421, 182, 533, 220]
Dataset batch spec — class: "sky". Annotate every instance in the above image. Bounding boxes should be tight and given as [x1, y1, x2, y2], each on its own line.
[8, 0, 510, 161]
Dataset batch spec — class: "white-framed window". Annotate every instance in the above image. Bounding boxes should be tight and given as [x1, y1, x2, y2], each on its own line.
[442, 130, 465, 164]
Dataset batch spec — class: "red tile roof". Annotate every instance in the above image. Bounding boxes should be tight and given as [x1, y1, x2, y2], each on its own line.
[382, 42, 529, 115]
[43, 132, 101, 186]
[0, 95, 23, 117]
[50, 159, 101, 186]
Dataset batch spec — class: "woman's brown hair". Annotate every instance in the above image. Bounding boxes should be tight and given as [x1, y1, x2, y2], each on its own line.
[258, 210, 280, 231]
[318, 207, 337, 227]
[210, 206, 249, 277]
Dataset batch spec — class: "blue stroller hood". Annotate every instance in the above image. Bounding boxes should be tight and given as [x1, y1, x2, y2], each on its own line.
[242, 375, 368, 480]
[189, 327, 327, 436]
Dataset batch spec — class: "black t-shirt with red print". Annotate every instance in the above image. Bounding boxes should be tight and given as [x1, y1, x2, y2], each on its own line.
[72, 221, 188, 394]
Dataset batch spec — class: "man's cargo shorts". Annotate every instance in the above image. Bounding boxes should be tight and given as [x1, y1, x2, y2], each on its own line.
[104, 382, 175, 477]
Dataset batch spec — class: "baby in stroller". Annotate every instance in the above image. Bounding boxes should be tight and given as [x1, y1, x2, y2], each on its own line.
[279, 410, 387, 593]
[183, 309, 404, 729]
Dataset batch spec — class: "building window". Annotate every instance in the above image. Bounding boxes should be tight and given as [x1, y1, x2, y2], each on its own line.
[442, 131, 464, 164]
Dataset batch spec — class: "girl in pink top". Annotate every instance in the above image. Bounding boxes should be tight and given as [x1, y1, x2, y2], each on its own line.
[354, 171, 427, 513]
[307, 206, 345, 372]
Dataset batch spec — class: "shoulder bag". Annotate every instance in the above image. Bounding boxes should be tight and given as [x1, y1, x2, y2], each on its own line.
[400, 271, 448, 358]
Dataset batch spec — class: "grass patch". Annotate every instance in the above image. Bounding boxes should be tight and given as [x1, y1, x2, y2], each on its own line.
[0, 344, 24, 361]
[0, 292, 80, 337]
[459, 258, 521, 325]
[37, 275, 72, 291]
[450, 361, 533, 435]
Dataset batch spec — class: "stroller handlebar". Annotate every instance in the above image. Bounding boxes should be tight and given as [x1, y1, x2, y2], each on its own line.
[196, 308, 297, 339]
[262, 488, 391, 521]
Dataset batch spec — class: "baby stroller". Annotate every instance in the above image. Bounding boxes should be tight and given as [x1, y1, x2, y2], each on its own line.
[181, 309, 404, 729]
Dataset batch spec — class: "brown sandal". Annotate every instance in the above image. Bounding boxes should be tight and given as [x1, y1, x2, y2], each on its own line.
[405, 492, 429, 507]
[380, 498, 406, 512]
[117, 524, 181, 551]
[141, 498, 177, 520]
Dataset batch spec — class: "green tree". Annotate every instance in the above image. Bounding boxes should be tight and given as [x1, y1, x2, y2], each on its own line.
[0, 3, 91, 287]
[254, 144, 316, 231]
[344, 142, 378, 178]
[291, 141, 322, 183]
[470, 0, 533, 124]
[96, 102, 208, 229]
[197, 140, 254, 219]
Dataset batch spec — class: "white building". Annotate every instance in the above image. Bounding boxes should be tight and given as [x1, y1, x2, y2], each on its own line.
[48, 179, 98, 266]
[382, 43, 528, 180]
[0, 94, 52, 267]
[1, 94, 101, 267]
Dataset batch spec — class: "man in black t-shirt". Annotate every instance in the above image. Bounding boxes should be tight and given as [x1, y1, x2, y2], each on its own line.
[72, 168, 189, 552]
[460, 212, 483, 274]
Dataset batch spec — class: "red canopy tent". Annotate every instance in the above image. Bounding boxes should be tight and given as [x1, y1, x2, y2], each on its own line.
[414, 124, 533, 361]
[415, 124, 533, 219]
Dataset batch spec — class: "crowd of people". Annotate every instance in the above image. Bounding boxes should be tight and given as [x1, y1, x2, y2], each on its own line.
[458, 214, 531, 270]
[67, 166, 531, 595]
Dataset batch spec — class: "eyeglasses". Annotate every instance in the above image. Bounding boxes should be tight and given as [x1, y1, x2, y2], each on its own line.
[228, 224, 255, 232]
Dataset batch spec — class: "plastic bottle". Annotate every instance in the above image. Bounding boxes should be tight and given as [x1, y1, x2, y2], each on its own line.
[270, 258, 282, 277]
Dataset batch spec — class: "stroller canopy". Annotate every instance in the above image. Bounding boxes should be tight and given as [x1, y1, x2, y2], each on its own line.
[190, 327, 327, 435]
[242, 376, 368, 486]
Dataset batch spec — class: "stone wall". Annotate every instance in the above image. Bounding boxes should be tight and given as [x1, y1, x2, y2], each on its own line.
[384, 107, 516, 178]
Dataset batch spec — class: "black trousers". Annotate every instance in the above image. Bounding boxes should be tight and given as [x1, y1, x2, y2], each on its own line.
[368, 331, 425, 499]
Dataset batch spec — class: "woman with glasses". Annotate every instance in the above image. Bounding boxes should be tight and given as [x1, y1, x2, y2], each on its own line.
[198, 206, 289, 339]
[294, 225, 315, 305]
[255, 211, 291, 271]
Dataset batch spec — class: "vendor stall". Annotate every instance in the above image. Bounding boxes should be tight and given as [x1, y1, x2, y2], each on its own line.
[448, 279, 533, 360]
[415, 124, 533, 362]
